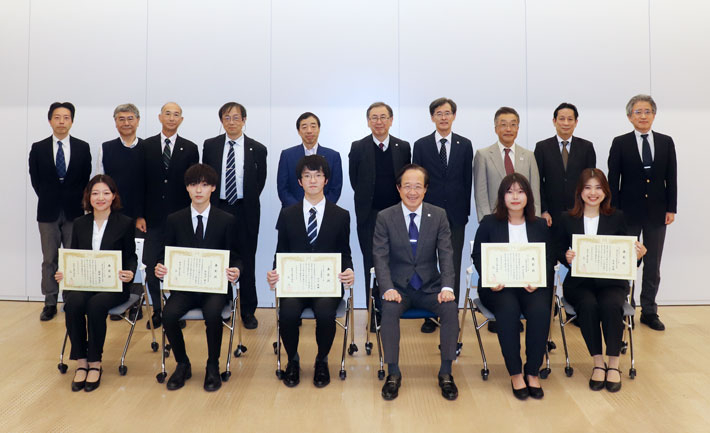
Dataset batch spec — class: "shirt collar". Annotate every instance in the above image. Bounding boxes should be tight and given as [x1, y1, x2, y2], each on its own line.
[497, 141, 515, 154]
[161, 132, 177, 145]
[401, 202, 423, 218]
[225, 134, 244, 146]
[557, 135, 573, 145]
[435, 131, 452, 144]
[191, 204, 211, 219]
[373, 135, 390, 150]
[634, 129, 653, 139]
[303, 197, 326, 214]
[120, 136, 139, 148]
[303, 143, 319, 155]
[53, 135, 70, 145]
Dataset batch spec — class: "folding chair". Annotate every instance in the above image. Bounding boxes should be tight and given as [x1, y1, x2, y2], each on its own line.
[273, 284, 356, 380]
[155, 281, 246, 384]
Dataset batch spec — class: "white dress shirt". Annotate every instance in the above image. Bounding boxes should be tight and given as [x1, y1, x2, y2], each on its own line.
[497, 141, 516, 169]
[435, 131, 452, 164]
[634, 129, 655, 160]
[92, 219, 108, 251]
[583, 215, 599, 236]
[557, 135, 573, 153]
[161, 132, 177, 153]
[303, 143, 319, 156]
[373, 135, 390, 151]
[52, 135, 71, 168]
[302, 197, 326, 234]
[508, 222, 528, 243]
[220, 134, 245, 200]
[190, 204, 211, 234]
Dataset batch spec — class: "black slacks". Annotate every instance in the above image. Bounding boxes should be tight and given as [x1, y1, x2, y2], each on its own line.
[64, 290, 129, 362]
[356, 209, 381, 312]
[627, 221, 667, 315]
[279, 296, 342, 362]
[448, 219, 465, 304]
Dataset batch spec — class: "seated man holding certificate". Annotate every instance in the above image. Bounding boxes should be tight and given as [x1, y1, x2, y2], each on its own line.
[154, 164, 241, 392]
[55, 175, 137, 392]
[554, 168, 646, 392]
[267, 155, 354, 388]
[472, 173, 554, 400]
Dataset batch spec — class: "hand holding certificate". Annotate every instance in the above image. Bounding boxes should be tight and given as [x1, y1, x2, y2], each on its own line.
[162, 246, 231, 294]
[274, 253, 342, 297]
[571, 234, 638, 280]
[481, 243, 547, 288]
[58, 248, 123, 292]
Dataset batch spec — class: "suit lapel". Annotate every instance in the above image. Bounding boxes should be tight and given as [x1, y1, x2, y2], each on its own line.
[243, 135, 254, 191]
[98, 213, 115, 250]
[516, 145, 529, 173]
[550, 138, 566, 173]
[393, 205, 414, 261]
[489, 144, 507, 179]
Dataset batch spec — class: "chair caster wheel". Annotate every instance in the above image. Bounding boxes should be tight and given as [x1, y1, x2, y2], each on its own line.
[565, 366, 574, 377]
[221, 371, 231, 382]
[621, 347, 628, 355]
[348, 343, 358, 356]
[164, 349, 170, 358]
[377, 370, 385, 380]
[273, 342, 278, 355]
[456, 342, 463, 357]
[276, 369, 284, 379]
[339, 370, 346, 380]
[481, 369, 489, 381]
[539, 368, 551, 379]
[118, 365, 127, 376]
[151, 342, 159, 352]
[365, 342, 373, 356]
[629, 368, 636, 379]
[58, 363, 68, 374]
[234, 344, 246, 358]
[547, 340, 557, 351]
[156, 372, 166, 383]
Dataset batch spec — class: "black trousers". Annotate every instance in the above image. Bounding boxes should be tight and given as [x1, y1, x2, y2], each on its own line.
[143, 224, 165, 314]
[279, 296, 342, 362]
[448, 219, 465, 304]
[356, 209, 381, 312]
[64, 290, 129, 362]
[627, 221, 667, 315]
[564, 282, 627, 357]
[479, 286, 551, 376]
[163, 291, 228, 366]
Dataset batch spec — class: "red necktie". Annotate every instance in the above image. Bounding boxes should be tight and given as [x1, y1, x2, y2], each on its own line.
[504, 148, 514, 175]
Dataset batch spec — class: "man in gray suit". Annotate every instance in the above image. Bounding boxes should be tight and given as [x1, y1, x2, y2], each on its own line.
[373, 164, 459, 401]
[474, 107, 541, 222]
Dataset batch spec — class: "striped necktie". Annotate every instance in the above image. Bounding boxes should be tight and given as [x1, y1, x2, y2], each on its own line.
[56, 141, 67, 182]
[307, 207, 318, 245]
[225, 140, 238, 204]
[162, 138, 172, 170]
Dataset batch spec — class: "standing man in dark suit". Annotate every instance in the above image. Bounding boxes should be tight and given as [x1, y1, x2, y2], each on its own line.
[202, 102, 267, 329]
[608, 94, 677, 331]
[412, 97, 472, 333]
[277, 112, 342, 207]
[348, 102, 411, 331]
[138, 102, 199, 328]
[373, 164, 459, 401]
[155, 164, 242, 392]
[29, 102, 92, 321]
[534, 102, 596, 227]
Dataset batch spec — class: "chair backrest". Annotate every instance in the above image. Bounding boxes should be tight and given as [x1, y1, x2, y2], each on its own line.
[133, 238, 146, 284]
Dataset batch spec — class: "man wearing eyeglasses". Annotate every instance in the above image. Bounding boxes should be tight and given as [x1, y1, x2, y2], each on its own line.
[202, 102, 268, 330]
[608, 94, 677, 331]
[349, 102, 411, 331]
[412, 97, 473, 333]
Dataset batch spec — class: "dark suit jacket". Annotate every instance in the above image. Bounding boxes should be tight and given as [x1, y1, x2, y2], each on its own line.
[202, 134, 267, 231]
[70, 212, 137, 294]
[607, 131, 677, 226]
[277, 144, 342, 207]
[472, 214, 554, 290]
[412, 132, 473, 226]
[373, 202, 454, 295]
[348, 134, 411, 225]
[141, 133, 199, 228]
[28, 136, 92, 222]
[100, 137, 145, 219]
[534, 136, 596, 221]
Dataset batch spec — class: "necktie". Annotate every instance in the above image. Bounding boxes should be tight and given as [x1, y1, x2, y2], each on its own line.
[195, 215, 204, 246]
[56, 141, 67, 182]
[641, 134, 653, 177]
[439, 138, 448, 174]
[561, 141, 569, 171]
[504, 148, 514, 175]
[225, 140, 238, 205]
[379, 142, 385, 151]
[162, 138, 172, 170]
[307, 207, 317, 245]
[408, 213, 422, 290]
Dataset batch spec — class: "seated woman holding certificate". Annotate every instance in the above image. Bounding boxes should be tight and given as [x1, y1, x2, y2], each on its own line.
[554, 168, 646, 392]
[55, 175, 137, 392]
[266, 155, 354, 389]
[472, 173, 554, 400]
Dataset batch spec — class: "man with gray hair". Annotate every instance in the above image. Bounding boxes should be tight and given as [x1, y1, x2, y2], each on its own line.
[608, 94, 677, 331]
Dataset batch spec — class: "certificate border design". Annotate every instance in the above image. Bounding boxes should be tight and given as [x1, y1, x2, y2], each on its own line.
[276, 253, 341, 298]
[571, 234, 637, 280]
[164, 246, 229, 294]
[481, 242, 547, 288]
[59, 248, 122, 292]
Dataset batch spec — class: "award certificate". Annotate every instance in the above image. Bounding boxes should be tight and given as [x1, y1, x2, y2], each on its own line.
[481, 243, 546, 288]
[164, 246, 229, 294]
[276, 253, 341, 298]
[571, 234, 637, 280]
[59, 248, 122, 292]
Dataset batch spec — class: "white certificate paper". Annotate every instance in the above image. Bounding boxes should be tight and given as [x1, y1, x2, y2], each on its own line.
[276, 253, 341, 298]
[571, 234, 637, 280]
[481, 243, 547, 288]
[164, 246, 229, 294]
[59, 248, 122, 292]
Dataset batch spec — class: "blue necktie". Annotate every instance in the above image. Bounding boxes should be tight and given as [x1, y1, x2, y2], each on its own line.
[409, 212, 422, 290]
[56, 141, 66, 182]
[307, 207, 317, 245]
[641, 134, 653, 177]
[225, 140, 238, 204]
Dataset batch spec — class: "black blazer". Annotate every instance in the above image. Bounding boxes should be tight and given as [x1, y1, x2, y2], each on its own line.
[141, 133, 199, 228]
[554, 210, 631, 291]
[607, 131, 677, 226]
[348, 134, 410, 225]
[534, 136, 596, 221]
[28, 136, 92, 222]
[69, 212, 138, 294]
[412, 132, 473, 226]
[472, 214, 555, 291]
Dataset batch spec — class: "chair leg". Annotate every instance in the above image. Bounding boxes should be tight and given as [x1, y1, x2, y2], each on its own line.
[348, 291, 357, 356]
[58, 330, 69, 374]
[118, 293, 144, 376]
[339, 298, 350, 380]
[275, 296, 284, 379]
[471, 302, 489, 380]
[222, 296, 238, 382]
[233, 288, 247, 358]
[142, 282, 159, 352]
[627, 314, 636, 379]
[156, 290, 168, 383]
[456, 287, 471, 357]
[557, 297, 574, 377]
[374, 309, 385, 380]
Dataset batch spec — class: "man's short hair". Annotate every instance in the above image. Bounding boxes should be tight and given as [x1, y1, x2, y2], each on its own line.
[396, 164, 429, 187]
[429, 97, 457, 116]
[366, 102, 393, 118]
[184, 163, 218, 186]
[296, 155, 330, 181]
[625, 94, 657, 117]
[219, 102, 247, 120]
[296, 112, 321, 130]
[113, 103, 140, 119]
[494, 106, 520, 124]
[48, 102, 75, 121]
[160, 101, 182, 113]
[553, 102, 578, 119]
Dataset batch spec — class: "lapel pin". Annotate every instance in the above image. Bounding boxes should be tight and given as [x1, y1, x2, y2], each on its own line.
[249, 147, 253, 151]
[179, 147, 183, 151]
[427, 213, 431, 217]
[456, 141, 460, 144]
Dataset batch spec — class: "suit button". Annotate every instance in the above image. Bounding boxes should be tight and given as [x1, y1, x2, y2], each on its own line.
[164, 179, 168, 184]
[162, 195, 165, 199]
[644, 194, 648, 198]
[646, 179, 650, 183]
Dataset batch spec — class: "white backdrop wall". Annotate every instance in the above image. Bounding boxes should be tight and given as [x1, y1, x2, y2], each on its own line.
[1, 0, 707, 307]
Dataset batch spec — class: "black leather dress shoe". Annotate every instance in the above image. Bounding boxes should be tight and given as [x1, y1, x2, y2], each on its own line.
[313, 361, 330, 388]
[640, 314, 665, 331]
[40, 305, 57, 321]
[589, 366, 607, 391]
[110, 314, 123, 321]
[283, 361, 300, 387]
[421, 318, 437, 333]
[167, 363, 192, 390]
[487, 321, 497, 333]
[511, 381, 529, 400]
[71, 367, 88, 392]
[525, 377, 544, 399]
[84, 367, 103, 392]
[438, 374, 458, 401]
[381, 375, 402, 400]
[242, 314, 258, 330]
[605, 367, 622, 393]
[204, 364, 222, 392]
[128, 304, 143, 320]
[146, 312, 161, 329]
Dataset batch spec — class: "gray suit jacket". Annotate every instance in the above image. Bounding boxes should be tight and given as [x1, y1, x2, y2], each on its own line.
[473, 142, 541, 222]
[373, 202, 455, 295]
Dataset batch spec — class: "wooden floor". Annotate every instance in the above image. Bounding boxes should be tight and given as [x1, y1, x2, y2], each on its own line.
[1, 302, 709, 433]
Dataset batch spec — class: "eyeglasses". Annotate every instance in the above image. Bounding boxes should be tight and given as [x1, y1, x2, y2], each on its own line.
[497, 122, 519, 129]
[369, 115, 390, 122]
[433, 111, 453, 119]
[632, 109, 654, 116]
[302, 172, 324, 180]
[222, 116, 243, 123]
[400, 184, 424, 192]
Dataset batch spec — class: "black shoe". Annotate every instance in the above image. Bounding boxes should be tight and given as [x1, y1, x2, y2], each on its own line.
[525, 377, 544, 399]
[438, 374, 458, 401]
[487, 321, 497, 333]
[589, 366, 607, 391]
[313, 360, 330, 388]
[640, 314, 665, 331]
[283, 361, 300, 387]
[71, 367, 88, 392]
[84, 367, 103, 392]
[511, 381, 529, 400]
[40, 305, 57, 321]
[109, 314, 123, 321]
[242, 314, 258, 330]
[128, 304, 143, 321]
[605, 367, 622, 393]
[421, 318, 437, 334]
[166, 363, 192, 390]
[146, 312, 161, 329]
[179, 319, 186, 329]
[381, 375, 402, 400]
[203, 364, 222, 392]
